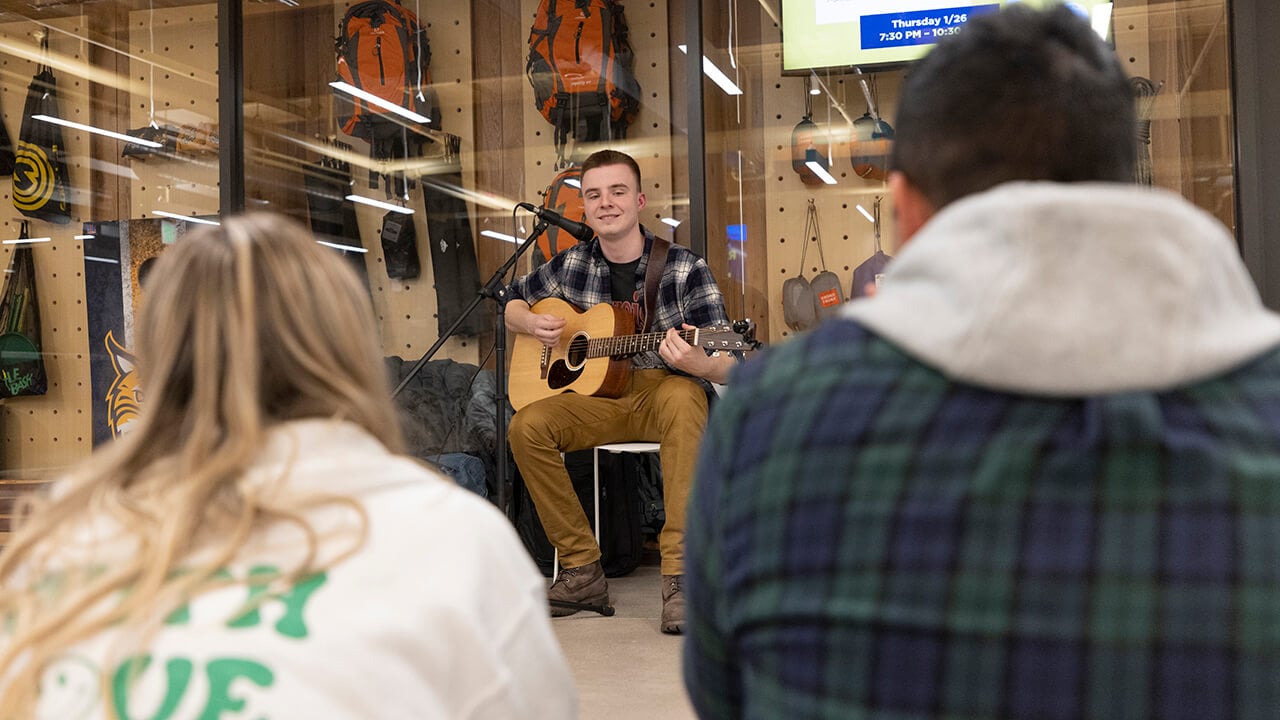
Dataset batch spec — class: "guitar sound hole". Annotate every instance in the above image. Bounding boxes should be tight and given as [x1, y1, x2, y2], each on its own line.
[566, 334, 589, 369]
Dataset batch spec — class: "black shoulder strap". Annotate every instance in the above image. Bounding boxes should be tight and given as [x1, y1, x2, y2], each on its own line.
[642, 236, 670, 333]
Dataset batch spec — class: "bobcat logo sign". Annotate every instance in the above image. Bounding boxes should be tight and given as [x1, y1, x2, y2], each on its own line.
[13, 139, 62, 214]
[104, 331, 141, 437]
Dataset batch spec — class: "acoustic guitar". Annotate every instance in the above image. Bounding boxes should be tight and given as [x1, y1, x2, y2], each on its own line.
[509, 297, 754, 411]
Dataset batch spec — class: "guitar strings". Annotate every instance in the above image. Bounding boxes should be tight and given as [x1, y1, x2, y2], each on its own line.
[586, 328, 700, 358]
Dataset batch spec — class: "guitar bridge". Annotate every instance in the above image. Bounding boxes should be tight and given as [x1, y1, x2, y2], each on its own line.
[540, 345, 550, 381]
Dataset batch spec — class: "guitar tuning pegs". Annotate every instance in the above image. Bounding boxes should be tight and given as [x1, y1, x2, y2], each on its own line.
[730, 319, 764, 352]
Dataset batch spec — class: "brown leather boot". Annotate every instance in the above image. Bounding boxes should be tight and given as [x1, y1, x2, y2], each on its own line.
[547, 560, 609, 617]
[661, 574, 685, 634]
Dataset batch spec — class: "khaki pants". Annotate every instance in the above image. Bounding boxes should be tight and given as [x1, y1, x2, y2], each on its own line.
[509, 369, 708, 576]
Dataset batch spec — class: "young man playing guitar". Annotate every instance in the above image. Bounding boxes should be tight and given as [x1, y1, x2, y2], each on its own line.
[506, 149, 736, 634]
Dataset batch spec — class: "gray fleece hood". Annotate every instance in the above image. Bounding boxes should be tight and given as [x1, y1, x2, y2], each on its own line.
[842, 182, 1280, 396]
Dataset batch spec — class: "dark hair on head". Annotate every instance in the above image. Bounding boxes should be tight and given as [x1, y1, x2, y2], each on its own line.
[889, 4, 1136, 209]
[581, 149, 642, 188]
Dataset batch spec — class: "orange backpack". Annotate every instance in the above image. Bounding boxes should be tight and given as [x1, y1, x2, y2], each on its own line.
[335, 0, 431, 145]
[527, 0, 641, 164]
[534, 165, 587, 265]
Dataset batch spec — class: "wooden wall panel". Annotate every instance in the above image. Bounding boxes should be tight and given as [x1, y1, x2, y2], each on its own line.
[471, 0, 525, 366]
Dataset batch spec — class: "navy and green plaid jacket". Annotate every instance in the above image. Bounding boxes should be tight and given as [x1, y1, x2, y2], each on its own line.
[685, 318, 1280, 720]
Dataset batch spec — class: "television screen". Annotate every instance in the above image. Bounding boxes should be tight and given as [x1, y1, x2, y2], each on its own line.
[781, 0, 1115, 72]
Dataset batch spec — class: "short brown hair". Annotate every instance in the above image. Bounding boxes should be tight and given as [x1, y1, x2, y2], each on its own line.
[581, 149, 642, 188]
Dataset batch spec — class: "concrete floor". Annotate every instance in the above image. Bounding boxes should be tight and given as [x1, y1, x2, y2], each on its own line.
[551, 565, 698, 719]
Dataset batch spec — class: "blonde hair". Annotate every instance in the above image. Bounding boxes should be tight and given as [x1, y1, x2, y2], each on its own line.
[0, 212, 403, 714]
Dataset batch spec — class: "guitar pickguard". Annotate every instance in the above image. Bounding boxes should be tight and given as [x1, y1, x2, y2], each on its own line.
[547, 360, 583, 390]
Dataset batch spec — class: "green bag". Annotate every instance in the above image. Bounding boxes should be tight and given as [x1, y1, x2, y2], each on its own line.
[0, 221, 48, 397]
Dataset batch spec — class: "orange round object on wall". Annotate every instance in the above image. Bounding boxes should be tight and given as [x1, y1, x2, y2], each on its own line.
[792, 116, 828, 186]
[850, 113, 895, 181]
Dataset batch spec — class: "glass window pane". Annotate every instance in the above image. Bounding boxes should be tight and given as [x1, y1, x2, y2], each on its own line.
[0, 5, 219, 483]
[705, 0, 1234, 344]
[0, 0, 1248, 484]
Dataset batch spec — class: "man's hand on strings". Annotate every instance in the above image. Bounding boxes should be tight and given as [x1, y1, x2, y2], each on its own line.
[527, 313, 567, 348]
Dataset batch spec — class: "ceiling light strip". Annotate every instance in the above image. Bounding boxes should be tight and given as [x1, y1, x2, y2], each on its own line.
[805, 161, 838, 185]
[152, 210, 220, 225]
[480, 230, 519, 244]
[316, 240, 369, 253]
[676, 45, 744, 96]
[329, 81, 431, 124]
[34, 114, 163, 147]
[345, 194, 414, 215]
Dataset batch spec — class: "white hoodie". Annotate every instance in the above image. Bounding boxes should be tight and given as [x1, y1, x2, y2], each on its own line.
[29, 419, 577, 720]
[843, 182, 1280, 396]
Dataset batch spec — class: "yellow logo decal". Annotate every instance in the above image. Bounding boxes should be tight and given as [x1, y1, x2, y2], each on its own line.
[103, 331, 140, 437]
[13, 140, 59, 212]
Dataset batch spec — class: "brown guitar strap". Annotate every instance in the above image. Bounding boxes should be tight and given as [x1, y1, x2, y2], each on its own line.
[642, 236, 671, 333]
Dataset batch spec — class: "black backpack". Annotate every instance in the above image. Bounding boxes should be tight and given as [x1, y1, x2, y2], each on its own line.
[515, 449, 645, 578]
[564, 449, 643, 577]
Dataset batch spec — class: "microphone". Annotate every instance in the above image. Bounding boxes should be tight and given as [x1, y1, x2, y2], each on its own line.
[517, 202, 596, 244]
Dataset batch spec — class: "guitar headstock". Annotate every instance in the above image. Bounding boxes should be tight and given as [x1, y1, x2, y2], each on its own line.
[695, 320, 761, 352]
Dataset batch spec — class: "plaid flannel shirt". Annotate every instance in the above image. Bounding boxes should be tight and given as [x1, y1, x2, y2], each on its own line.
[686, 318, 1280, 720]
[506, 225, 730, 372]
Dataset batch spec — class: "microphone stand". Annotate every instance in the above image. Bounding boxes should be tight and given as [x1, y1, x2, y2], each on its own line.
[392, 215, 550, 519]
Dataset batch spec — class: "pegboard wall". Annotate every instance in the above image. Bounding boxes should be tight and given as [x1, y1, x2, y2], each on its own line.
[127, 5, 220, 222]
[0, 0, 1195, 479]
[0, 16, 95, 477]
[337, 0, 481, 365]
[127, 2, 481, 366]
[753, 8, 905, 344]
[750, 1, 1159, 344]
[515, 0, 678, 281]
[0, 2, 487, 478]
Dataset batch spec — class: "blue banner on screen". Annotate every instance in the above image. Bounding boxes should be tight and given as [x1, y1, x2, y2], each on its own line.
[860, 5, 1000, 50]
[781, 0, 1114, 71]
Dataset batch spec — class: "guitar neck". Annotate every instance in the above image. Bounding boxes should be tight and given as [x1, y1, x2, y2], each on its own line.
[587, 328, 696, 359]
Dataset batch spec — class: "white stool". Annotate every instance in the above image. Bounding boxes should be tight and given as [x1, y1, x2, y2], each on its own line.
[552, 441, 661, 577]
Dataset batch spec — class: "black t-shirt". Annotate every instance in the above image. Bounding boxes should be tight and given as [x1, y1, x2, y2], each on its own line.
[607, 257, 640, 302]
[606, 257, 644, 333]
